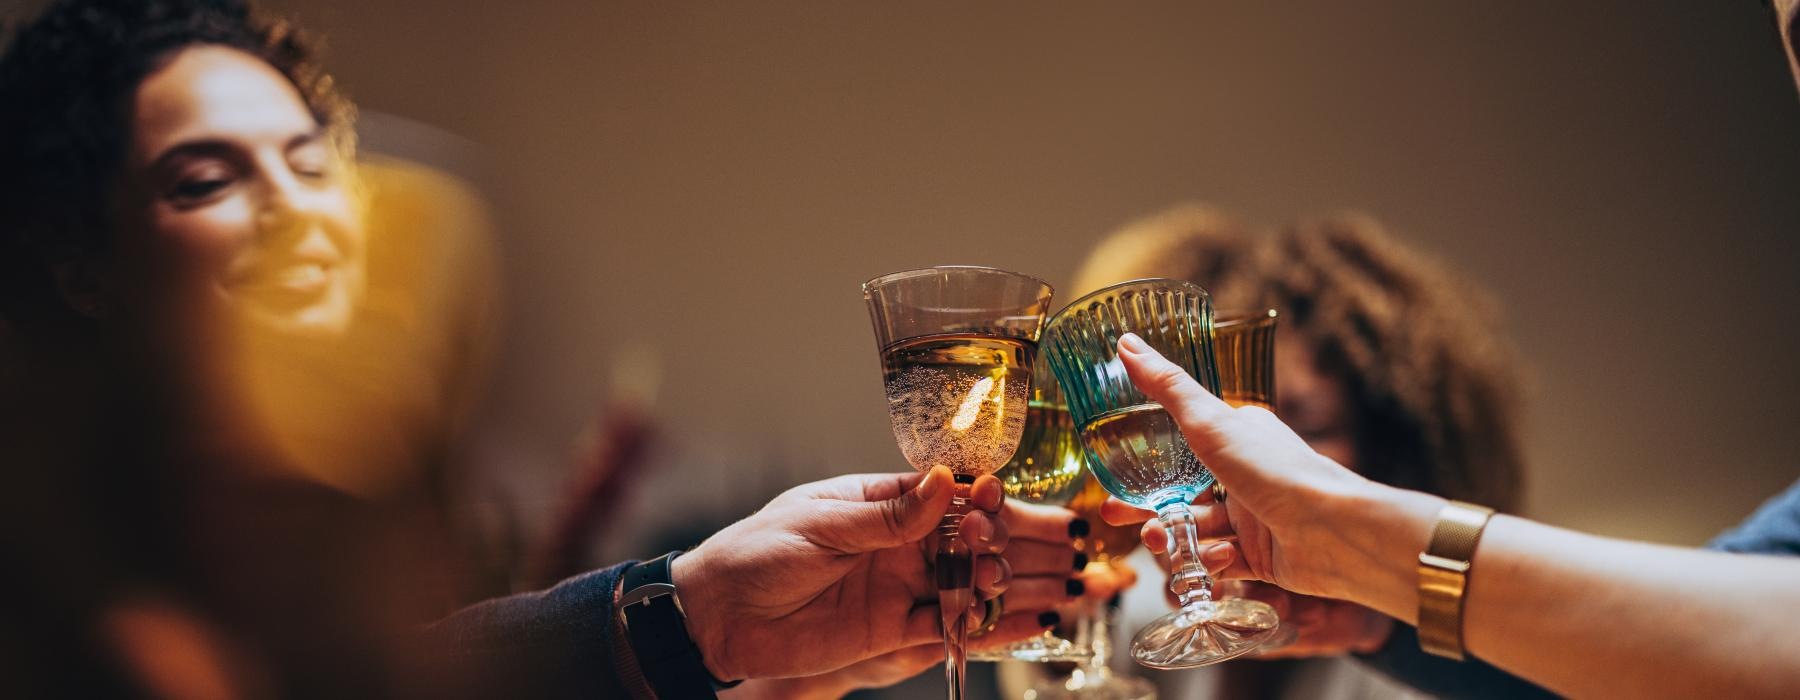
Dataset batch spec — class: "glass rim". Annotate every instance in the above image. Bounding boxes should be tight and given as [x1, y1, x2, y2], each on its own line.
[1047, 277, 1210, 327]
[1214, 308, 1279, 328]
[860, 265, 1054, 296]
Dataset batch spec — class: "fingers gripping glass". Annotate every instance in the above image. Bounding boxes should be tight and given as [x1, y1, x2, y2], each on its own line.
[969, 354, 1087, 663]
[863, 266, 1054, 700]
[1042, 279, 1279, 668]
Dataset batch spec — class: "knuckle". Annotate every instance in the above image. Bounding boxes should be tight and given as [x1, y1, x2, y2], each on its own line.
[881, 498, 909, 539]
[1151, 363, 1192, 392]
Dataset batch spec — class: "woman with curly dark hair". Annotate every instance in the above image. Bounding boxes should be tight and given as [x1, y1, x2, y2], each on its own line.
[1074, 207, 1525, 512]
[1063, 206, 1549, 698]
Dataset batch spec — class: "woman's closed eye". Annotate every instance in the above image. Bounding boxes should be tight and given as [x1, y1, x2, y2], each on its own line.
[287, 132, 333, 180]
[165, 160, 238, 206]
[169, 170, 235, 204]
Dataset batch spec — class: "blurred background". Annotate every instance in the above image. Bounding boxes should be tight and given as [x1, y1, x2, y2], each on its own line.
[4, 0, 1796, 697]
[241, 0, 1800, 557]
[17, 0, 1792, 567]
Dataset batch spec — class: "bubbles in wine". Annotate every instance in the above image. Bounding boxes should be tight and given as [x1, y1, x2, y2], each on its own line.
[882, 333, 1033, 476]
[1080, 403, 1211, 509]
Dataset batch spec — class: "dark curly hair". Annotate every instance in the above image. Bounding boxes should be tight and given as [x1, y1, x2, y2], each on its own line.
[1252, 214, 1526, 511]
[1080, 207, 1527, 512]
[0, 0, 351, 332]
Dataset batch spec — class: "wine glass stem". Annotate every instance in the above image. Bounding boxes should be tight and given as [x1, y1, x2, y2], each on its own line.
[1084, 596, 1118, 680]
[937, 482, 976, 700]
[1158, 502, 1214, 608]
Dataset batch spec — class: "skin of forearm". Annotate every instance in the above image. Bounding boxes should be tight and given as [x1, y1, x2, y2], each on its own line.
[1464, 517, 1800, 699]
[1331, 488, 1800, 698]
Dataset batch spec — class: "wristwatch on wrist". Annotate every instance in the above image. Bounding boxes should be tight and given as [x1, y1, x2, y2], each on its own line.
[616, 551, 740, 698]
[1417, 500, 1495, 660]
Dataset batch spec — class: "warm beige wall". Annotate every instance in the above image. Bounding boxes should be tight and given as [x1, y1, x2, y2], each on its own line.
[249, 0, 1799, 548]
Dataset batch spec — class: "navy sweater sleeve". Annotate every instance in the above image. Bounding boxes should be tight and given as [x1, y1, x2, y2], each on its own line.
[1707, 478, 1800, 556]
[406, 561, 638, 699]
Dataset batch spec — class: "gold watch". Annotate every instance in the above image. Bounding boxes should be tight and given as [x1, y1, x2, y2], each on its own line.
[1417, 500, 1495, 660]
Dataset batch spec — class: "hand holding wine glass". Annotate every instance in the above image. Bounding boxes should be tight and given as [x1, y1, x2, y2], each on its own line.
[1042, 279, 1280, 668]
[1100, 331, 1415, 602]
[863, 266, 1055, 698]
[672, 467, 1014, 682]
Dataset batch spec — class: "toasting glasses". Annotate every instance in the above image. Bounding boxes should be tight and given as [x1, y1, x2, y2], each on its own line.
[1042, 279, 1279, 668]
[863, 266, 1054, 699]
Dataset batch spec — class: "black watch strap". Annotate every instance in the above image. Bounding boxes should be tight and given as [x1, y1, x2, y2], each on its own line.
[617, 551, 735, 699]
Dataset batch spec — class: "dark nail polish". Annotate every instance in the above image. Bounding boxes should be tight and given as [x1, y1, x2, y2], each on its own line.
[1068, 519, 1090, 538]
[1072, 551, 1088, 571]
[1037, 611, 1061, 628]
[1065, 578, 1085, 597]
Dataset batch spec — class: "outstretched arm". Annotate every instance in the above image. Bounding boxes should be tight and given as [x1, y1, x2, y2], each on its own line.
[1108, 333, 1800, 699]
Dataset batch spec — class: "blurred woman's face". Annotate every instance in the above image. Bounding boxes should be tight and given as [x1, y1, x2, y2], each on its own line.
[1273, 328, 1359, 472]
[109, 45, 364, 339]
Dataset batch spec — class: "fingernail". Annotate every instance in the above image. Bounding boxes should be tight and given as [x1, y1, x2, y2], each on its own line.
[1068, 519, 1090, 538]
[1202, 542, 1232, 567]
[1119, 332, 1149, 353]
[918, 468, 945, 500]
[974, 516, 995, 544]
[1065, 578, 1085, 597]
[1071, 551, 1088, 571]
[1037, 611, 1060, 628]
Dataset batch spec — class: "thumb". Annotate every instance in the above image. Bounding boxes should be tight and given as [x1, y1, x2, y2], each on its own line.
[820, 466, 955, 554]
[1117, 332, 1236, 460]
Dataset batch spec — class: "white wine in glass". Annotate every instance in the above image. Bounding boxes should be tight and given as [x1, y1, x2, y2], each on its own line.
[864, 266, 1054, 700]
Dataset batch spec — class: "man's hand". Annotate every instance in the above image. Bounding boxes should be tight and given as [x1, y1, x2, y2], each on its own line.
[672, 466, 1020, 681]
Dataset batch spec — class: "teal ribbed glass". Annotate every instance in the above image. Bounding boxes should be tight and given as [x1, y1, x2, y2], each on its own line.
[1041, 279, 1221, 510]
[1041, 278, 1279, 669]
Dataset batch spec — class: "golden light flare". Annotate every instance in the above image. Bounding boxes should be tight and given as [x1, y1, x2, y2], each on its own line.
[948, 375, 997, 432]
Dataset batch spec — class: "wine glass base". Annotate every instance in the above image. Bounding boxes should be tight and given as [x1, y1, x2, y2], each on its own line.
[1253, 619, 1300, 654]
[1130, 598, 1280, 669]
[968, 632, 1084, 663]
[1027, 670, 1157, 700]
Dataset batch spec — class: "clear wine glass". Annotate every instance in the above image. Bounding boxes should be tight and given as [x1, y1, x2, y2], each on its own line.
[1210, 308, 1299, 651]
[863, 266, 1055, 699]
[1042, 279, 1279, 669]
[970, 355, 1088, 663]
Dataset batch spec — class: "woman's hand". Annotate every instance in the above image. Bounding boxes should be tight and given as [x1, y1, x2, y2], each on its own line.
[1098, 333, 1439, 602]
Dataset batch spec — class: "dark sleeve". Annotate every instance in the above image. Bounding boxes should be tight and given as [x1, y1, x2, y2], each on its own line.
[1354, 624, 1558, 699]
[1707, 479, 1800, 555]
[402, 561, 638, 699]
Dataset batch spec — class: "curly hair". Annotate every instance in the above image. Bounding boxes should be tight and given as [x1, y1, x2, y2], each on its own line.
[1081, 207, 1527, 511]
[1253, 214, 1526, 510]
[0, 0, 352, 331]
[1068, 203, 1261, 299]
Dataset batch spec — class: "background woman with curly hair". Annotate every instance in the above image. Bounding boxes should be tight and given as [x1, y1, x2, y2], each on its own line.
[1067, 205, 1548, 698]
